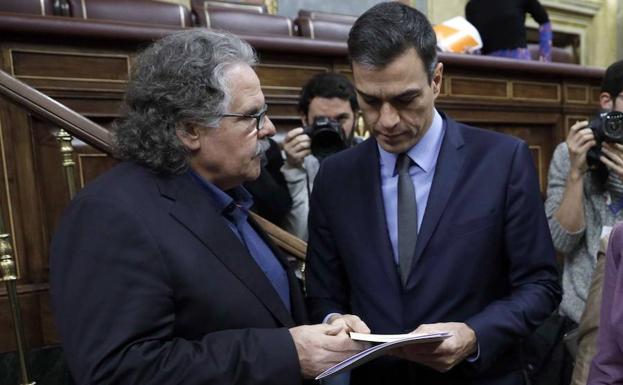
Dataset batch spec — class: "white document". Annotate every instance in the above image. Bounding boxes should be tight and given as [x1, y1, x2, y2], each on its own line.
[315, 332, 452, 380]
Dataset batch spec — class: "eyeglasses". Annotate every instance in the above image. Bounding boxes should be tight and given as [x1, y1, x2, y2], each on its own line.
[221, 104, 268, 132]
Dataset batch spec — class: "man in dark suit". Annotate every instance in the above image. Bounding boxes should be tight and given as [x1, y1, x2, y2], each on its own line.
[50, 29, 364, 385]
[305, 3, 561, 384]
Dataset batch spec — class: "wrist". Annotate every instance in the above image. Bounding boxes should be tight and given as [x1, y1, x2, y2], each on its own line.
[285, 157, 304, 169]
[568, 169, 584, 183]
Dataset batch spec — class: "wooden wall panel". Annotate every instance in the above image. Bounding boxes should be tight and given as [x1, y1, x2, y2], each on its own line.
[565, 84, 590, 104]
[513, 82, 560, 102]
[449, 77, 508, 99]
[11, 49, 130, 82]
[75, 149, 118, 187]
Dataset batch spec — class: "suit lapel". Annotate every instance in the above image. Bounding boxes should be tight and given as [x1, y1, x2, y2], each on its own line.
[413, 116, 465, 267]
[159, 173, 296, 327]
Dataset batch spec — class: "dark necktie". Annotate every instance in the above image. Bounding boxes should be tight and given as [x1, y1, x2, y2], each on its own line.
[226, 205, 291, 313]
[397, 153, 417, 286]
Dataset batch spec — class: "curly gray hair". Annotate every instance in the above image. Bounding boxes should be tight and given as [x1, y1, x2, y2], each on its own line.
[113, 29, 257, 174]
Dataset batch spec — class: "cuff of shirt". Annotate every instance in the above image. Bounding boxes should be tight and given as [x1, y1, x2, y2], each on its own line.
[466, 343, 480, 363]
[323, 313, 341, 324]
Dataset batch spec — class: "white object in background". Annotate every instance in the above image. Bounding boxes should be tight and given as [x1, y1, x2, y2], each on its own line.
[434, 16, 483, 53]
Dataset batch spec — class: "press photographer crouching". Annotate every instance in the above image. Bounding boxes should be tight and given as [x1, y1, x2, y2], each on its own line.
[544, 59, 623, 385]
[281, 73, 361, 240]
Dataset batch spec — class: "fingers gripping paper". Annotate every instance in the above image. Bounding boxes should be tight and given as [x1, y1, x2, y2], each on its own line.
[315, 332, 452, 380]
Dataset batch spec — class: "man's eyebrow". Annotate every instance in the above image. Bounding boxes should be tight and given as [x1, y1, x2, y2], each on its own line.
[392, 89, 420, 99]
[356, 88, 421, 100]
[356, 88, 376, 99]
[240, 104, 263, 115]
[335, 113, 351, 119]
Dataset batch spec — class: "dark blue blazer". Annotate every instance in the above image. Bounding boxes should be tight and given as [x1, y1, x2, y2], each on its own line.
[305, 114, 561, 385]
[50, 162, 307, 385]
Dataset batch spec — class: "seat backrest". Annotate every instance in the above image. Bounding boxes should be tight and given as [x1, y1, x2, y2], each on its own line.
[67, 0, 192, 27]
[204, 9, 293, 37]
[298, 9, 356, 25]
[191, 0, 266, 27]
[295, 16, 352, 42]
[0, 0, 63, 16]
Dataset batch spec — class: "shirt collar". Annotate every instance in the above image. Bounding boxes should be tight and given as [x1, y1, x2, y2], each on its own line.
[188, 169, 254, 214]
[378, 108, 444, 174]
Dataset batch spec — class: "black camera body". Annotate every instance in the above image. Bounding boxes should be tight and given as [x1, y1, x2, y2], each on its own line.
[304, 116, 347, 160]
[586, 111, 623, 170]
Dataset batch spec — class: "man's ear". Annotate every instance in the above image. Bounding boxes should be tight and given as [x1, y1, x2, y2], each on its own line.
[432, 62, 444, 98]
[600, 92, 613, 111]
[176, 124, 201, 151]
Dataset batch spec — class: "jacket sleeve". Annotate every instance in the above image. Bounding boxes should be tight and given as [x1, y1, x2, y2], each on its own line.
[465, 141, 562, 372]
[526, 0, 550, 24]
[304, 163, 351, 323]
[544, 142, 586, 254]
[50, 196, 301, 385]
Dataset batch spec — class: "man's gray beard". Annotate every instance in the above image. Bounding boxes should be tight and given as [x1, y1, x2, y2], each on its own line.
[255, 139, 271, 167]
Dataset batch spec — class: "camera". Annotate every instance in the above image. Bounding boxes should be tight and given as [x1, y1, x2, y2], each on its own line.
[586, 111, 623, 170]
[304, 116, 347, 160]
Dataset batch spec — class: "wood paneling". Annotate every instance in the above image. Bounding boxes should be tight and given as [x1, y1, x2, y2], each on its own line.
[11, 50, 129, 82]
[565, 84, 590, 104]
[449, 77, 508, 99]
[513, 82, 560, 102]
[591, 87, 602, 104]
[256, 63, 329, 89]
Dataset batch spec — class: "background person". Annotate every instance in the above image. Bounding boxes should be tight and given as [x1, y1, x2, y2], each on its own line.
[465, 0, 552, 61]
[281, 72, 360, 240]
[586, 223, 623, 384]
[545, 59, 623, 385]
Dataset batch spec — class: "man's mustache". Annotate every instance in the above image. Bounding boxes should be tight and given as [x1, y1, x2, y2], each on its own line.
[255, 139, 271, 166]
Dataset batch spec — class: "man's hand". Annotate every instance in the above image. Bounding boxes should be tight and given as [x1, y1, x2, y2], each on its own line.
[283, 127, 311, 168]
[600, 142, 623, 179]
[326, 313, 371, 335]
[289, 324, 367, 379]
[392, 322, 477, 373]
[566, 120, 595, 178]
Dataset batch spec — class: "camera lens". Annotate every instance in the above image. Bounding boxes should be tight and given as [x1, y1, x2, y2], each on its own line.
[603, 111, 623, 142]
[307, 116, 347, 160]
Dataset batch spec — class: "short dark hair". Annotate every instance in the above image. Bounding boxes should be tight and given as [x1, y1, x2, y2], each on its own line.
[298, 72, 358, 118]
[113, 29, 256, 175]
[348, 2, 437, 82]
[602, 60, 623, 100]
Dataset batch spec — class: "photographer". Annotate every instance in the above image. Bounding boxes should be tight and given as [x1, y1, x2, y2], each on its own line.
[545, 59, 623, 385]
[281, 73, 360, 240]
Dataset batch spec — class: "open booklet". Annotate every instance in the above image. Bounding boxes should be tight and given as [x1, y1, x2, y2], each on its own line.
[315, 332, 452, 380]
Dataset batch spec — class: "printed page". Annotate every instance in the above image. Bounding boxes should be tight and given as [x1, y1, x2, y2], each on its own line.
[316, 332, 452, 380]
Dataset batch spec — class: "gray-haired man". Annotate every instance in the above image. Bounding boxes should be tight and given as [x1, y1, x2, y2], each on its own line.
[50, 29, 365, 385]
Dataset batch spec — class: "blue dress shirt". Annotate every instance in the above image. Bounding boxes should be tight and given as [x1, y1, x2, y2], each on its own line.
[189, 171, 291, 313]
[378, 108, 445, 265]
